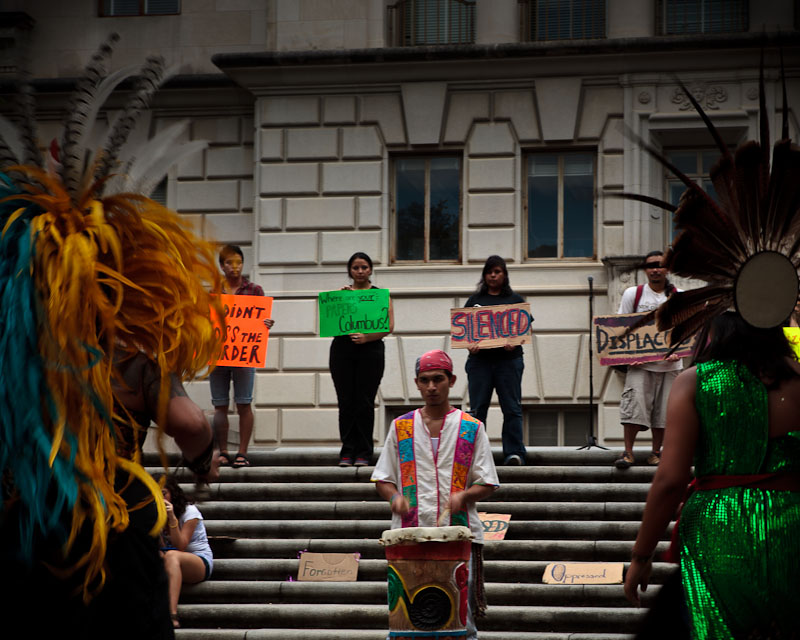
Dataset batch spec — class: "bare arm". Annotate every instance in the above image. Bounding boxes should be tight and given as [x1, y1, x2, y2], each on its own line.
[624, 367, 699, 606]
[163, 501, 199, 551]
[376, 480, 409, 516]
[351, 297, 394, 344]
[449, 483, 497, 515]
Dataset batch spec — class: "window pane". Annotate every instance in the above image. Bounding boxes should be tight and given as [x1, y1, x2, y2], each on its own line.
[429, 158, 460, 260]
[396, 159, 426, 261]
[701, 150, 717, 174]
[563, 154, 594, 258]
[527, 156, 558, 258]
[702, 178, 718, 204]
[104, 0, 140, 16]
[564, 411, 590, 446]
[666, 150, 697, 174]
[528, 411, 558, 446]
[406, 0, 474, 45]
[146, 0, 179, 14]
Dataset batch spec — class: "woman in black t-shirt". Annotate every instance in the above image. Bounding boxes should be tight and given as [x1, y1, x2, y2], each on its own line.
[465, 255, 527, 465]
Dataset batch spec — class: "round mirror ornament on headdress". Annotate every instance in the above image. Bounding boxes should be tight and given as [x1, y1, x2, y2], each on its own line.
[734, 251, 799, 329]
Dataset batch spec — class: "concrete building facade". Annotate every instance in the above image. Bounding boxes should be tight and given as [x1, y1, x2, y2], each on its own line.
[3, 1, 798, 451]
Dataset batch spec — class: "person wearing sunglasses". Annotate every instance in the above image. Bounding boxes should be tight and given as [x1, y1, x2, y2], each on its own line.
[614, 250, 682, 469]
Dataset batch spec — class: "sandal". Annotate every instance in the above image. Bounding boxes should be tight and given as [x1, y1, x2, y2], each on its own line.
[232, 453, 250, 468]
[218, 451, 232, 467]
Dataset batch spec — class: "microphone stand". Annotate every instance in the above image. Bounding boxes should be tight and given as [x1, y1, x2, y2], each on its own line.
[578, 275, 607, 450]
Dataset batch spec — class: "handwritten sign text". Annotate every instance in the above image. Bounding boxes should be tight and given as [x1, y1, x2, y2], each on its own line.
[318, 289, 390, 338]
[450, 303, 533, 349]
[594, 312, 694, 366]
[211, 294, 272, 368]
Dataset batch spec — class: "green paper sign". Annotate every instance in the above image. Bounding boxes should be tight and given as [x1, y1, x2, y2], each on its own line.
[318, 288, 391, 337]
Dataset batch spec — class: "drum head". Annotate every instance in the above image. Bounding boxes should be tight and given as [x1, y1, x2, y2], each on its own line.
[734, 251, 799, 329]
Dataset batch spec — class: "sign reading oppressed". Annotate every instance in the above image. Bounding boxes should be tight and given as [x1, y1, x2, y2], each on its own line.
[297, 552, 359, 582]
[542, 562, 623, 585]
[478, 513, 512, 541]
[450, 303, 533, 349]
[593, 312, 695, 366]
[211, 294, 272, 368]
[318, 288, 391, 338]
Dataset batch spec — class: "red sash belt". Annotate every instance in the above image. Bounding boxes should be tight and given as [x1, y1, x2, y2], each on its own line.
[662, 472, 800, 564]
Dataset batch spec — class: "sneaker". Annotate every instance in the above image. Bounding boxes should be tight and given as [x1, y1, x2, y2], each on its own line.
[338, 457, 353, 467]
[646, 451, 661, 466]
[354, 457, 370, 467]
[614, 451, 635, 469]
[504, 454, 523, 466]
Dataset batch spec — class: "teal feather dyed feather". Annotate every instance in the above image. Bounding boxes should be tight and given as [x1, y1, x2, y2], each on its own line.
[0, 173, 79, 560]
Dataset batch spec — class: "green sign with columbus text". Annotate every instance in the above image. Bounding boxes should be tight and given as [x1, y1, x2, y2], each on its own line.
[318, 288, 391, 337]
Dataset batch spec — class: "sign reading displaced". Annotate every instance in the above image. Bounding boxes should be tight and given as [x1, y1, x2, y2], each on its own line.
[297, 552, 360, 582]
[211, 294, 272, 368]
[593, 312, 695, 366]
[450, 303, 533, 349]
[478, 513, 512, 541]
[318, 288, 391, 338]
[542, 562, 624, 585]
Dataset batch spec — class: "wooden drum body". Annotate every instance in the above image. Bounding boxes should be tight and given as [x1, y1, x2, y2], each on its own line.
[381, 526, 474, 639]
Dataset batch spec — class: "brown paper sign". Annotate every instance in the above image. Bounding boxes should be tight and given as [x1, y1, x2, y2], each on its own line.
[542, 562, 624, 585]
[297, 552, 359, 582]
[478, 512, 511, 540]
[450, 303, 533, 349]
[593, 312, 695, 366]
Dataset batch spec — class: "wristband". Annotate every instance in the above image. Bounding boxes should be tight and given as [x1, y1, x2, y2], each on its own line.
[184, 437, 214, 477]
[390, 492, 402, 505]
[169, 521, 178, 529]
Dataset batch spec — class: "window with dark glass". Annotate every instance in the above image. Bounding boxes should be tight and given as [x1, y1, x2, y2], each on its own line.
[520, 0, 606, 41]
[393, 157, 461, 262]
[100, 0, 180, 17]
[526, 153, 595, 259]
[664, 149, 718, 241]
[528, 408, 591, 446]
[657, 0, 747, 35]
[388, 0, 475, 46]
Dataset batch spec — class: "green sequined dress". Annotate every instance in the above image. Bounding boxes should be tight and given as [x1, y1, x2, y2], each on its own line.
[679, 360, 800, 639]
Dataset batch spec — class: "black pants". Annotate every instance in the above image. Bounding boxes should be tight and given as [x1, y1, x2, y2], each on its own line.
[329, 337, 385, 460]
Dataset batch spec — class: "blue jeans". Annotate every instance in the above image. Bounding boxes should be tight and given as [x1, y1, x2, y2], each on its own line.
[466, 356, 525, 463]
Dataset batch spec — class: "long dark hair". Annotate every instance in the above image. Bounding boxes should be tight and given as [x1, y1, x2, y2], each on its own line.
[694, 311, 797, 388]
[157, 474, 190, 519]
[475, 255, 513, 296]
[347, 252, 373, 277]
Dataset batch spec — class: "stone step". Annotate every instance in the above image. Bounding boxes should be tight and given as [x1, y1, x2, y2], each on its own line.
[209, 538, 669, 561]
[144, 446, 653, 469]
[174, 603, 647, 633]
[188, 482, 651, 503]
[199, 500, 645, 521]
[182, 580, 664, 608]
[208, 558, 677, 584]
[205, 519, 663, 541]
[149, 464, 656, 485]
[175, 631, 634, 640]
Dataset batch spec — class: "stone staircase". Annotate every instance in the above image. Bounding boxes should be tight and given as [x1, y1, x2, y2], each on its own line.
[146, 447, 676, 639]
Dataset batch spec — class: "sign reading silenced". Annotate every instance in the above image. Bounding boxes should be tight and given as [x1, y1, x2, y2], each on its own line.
[318, 288, 391, 338]
[450, 303, 533, 349]
[593, 312, 695, 366]
[211, 294, 272, 368]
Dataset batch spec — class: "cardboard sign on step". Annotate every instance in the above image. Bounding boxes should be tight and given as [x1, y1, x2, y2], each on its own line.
[542, 562, 624, 585]
[297, 552, 359, 582]
[478, 512, 511, 540]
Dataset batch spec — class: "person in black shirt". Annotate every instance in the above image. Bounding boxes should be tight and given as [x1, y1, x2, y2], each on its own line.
[464, 255, 528, 465]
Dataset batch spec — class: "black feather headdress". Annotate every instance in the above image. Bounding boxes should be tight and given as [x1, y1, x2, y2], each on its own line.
[621, 52, 800, 344]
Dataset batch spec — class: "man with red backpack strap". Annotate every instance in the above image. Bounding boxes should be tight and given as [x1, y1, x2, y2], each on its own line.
[614, 251, 682, 469]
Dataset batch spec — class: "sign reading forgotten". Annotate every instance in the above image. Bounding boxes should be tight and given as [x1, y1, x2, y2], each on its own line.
[593, 312, 695, 366]
[318, 288, 391, 338]
[211, 294, 272, 368]
[450, 303, 533, 348]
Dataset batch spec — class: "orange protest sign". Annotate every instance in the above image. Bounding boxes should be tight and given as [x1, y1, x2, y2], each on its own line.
[211, 294, 272, 368]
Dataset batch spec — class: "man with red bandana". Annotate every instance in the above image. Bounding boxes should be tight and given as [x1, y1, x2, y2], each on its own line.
[372, 349, 499, 638]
